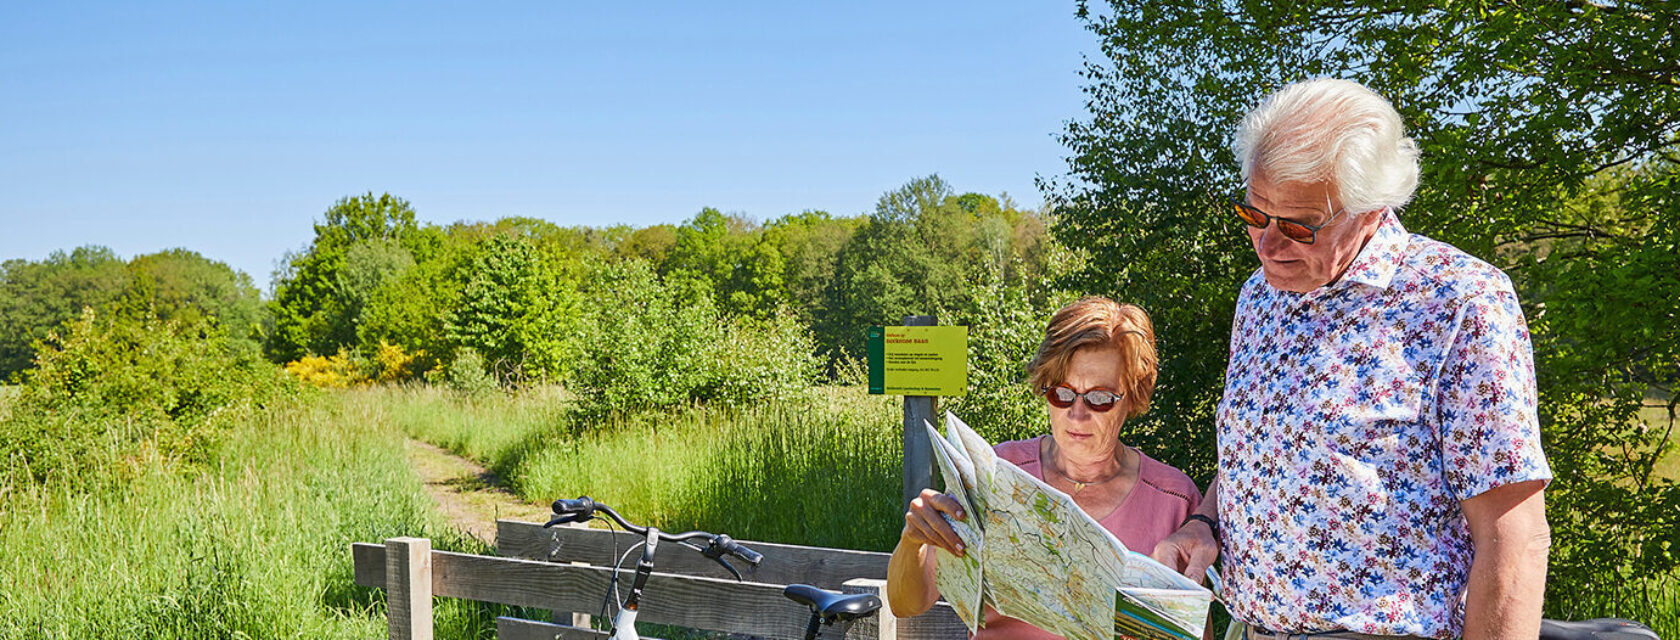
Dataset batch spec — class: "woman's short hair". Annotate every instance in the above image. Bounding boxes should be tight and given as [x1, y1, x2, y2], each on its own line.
[1026, 297, 1157, 419]
[1233, 78, 1420, 213]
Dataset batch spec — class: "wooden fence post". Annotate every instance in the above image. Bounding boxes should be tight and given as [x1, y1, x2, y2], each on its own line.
[385, 537, 434, 640]
[901, 315, 938, 512]
[842, 578, 897, 640]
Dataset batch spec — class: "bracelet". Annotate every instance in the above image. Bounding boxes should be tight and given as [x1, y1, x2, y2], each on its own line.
[1182, 513, 1220, 540]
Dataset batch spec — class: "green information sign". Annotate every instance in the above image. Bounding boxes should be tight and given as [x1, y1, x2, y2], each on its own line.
[866, 325, 968, 396]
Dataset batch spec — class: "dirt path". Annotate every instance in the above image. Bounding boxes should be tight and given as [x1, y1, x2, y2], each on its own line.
[405, 439, 550, 546]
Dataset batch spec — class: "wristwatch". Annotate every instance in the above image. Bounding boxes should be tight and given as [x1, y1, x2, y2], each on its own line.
[1182, 513, 1220, 541]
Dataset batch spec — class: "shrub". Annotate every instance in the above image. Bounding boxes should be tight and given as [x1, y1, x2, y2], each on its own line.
[571, 259, 816, 418]
[441, 347, 498, 397]
[283, 351, 368, 389]
[2, 307, 288, 489]
[374, 341, 426, 383]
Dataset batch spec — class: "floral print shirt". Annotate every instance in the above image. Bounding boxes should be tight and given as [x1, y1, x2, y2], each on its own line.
[1216, 209, 1551, 638]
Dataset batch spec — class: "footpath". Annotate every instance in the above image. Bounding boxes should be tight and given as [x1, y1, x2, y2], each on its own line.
[404, 439, 549, 545]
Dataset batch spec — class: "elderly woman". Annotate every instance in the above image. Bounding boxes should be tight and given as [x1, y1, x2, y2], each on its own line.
[885, 297, 1202, 638]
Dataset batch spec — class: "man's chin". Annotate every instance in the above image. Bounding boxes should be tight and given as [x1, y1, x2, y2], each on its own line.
[1261, 264, 1317, 293]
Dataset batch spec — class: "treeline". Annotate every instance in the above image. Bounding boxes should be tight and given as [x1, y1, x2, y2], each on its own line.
[0, 174, 1062, 423]
[0, 246, 263, 379]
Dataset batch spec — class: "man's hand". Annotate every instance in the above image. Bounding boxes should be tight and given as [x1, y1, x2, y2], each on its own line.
[1152, 519, 1219, 584]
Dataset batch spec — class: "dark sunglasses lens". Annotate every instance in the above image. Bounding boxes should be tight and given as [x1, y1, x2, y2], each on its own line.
[1277, 220, 1316, 244]
[1046, 387, 1077, 408]
[1085, 391, 1118, 412]
[1234, 203, 1267, 228]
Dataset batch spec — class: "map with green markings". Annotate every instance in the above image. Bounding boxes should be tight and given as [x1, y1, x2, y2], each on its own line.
[927, 413, 1211, 640]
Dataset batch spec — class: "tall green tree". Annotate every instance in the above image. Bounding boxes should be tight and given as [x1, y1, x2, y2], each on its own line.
[0, 247, 129, 380]
[443, 234, 583, 385]
[820, 176, 1056, 365]
[120, 248, 264, 357]
[1054, 0, 1679, 620]
[763, 210, 861, 332]
[267, 193, 419, 361]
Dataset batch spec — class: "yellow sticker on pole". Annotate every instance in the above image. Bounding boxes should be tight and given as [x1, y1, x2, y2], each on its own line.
[866, 325, 968, 396]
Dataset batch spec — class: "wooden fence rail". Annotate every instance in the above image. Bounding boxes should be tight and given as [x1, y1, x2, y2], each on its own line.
[352, 520, 966, 640]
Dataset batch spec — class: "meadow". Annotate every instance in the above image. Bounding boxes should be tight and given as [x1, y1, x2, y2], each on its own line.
[368, 383, 1680, 637]
[2, 381, 1676, 638]
[380, 383, 909, 552]
[0, 388, 527, 639]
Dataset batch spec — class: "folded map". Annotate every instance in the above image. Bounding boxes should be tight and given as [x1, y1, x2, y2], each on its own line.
[925, 413, 1211, 640]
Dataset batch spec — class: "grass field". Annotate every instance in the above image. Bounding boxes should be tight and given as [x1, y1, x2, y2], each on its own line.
[0, 389, 518, 639]
[379, 383, 1680, 636]
[3, 381, 1673, 638]
[378, 384, 908, 552]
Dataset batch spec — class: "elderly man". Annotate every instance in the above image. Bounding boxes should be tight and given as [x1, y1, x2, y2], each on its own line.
[1151, 78, 1553, 640]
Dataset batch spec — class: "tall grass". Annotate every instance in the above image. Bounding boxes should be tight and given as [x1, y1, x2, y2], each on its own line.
[0, 390, 511, 639]
[379, 384, 907, 551]
[383, 383, 1680, 634]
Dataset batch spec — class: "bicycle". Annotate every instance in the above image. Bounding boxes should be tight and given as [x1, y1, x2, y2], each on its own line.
[544, 496, 882, 640]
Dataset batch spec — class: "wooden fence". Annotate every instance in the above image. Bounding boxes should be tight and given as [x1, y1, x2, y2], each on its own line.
[352, 519, 966, 640]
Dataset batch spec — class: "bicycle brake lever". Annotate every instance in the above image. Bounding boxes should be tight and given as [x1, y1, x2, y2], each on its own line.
[543, 513, 583, 528]
[712, 556, 744, 582]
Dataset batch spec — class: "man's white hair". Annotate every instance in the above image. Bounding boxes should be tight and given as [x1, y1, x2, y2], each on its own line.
[1233, 78, 1420, 213]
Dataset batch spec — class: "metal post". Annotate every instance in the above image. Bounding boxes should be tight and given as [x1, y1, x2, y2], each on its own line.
[901, 314, 937, 511]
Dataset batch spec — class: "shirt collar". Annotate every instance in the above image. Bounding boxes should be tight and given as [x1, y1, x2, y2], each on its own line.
[1333, 208, 1408, 291]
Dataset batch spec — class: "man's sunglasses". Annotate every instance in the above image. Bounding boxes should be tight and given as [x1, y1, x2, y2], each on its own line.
[1041, 385, 1124, 412]
[1228, 196, 1348, 245]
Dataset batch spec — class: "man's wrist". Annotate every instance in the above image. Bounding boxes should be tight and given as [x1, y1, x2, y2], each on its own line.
[1183, 513, 1220, 540]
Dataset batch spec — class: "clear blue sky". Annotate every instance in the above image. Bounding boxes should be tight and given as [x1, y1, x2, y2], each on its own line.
[1, 2, 1095, 287]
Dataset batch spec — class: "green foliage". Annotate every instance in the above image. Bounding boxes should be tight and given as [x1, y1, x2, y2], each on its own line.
[267, 193, 419, 362]
[358, 224, 474, 376]
[615, 223, 678, 264]
[120, 248, 264, 359]
[443, 234, 584, 385]
[819, 176, 1056, 370]
[0, 389, 516, 639]
[570, 259, 817, 417]
[0, 247, 132, 381]
[1058, 0, 1679, 622]
[762, 210, 862, 335]
[2, 307, 285, 491]
[441, 347, 499, 397]
[945, 264, 1074, 445]
[660, 208, 791, 319]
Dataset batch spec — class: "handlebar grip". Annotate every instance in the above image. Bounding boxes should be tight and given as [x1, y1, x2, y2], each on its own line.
[732, 543, 763, 565]
[545, 496, 597, 526]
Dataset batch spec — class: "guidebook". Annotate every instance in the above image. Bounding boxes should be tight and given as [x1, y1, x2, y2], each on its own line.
[924, 413, 1212, 640]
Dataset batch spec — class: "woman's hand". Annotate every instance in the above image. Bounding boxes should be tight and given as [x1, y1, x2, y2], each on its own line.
[900, 488, 968, 557]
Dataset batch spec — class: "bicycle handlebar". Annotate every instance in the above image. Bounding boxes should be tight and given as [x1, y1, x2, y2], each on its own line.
[545, 495, 763, 578]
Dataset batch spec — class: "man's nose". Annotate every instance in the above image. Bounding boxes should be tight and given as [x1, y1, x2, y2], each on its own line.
[1257, 223, 1291, 255]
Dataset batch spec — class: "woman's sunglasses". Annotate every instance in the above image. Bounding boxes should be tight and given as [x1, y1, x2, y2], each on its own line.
[1041, 385, 1123, 412]
[1228, 196, 1348, 245]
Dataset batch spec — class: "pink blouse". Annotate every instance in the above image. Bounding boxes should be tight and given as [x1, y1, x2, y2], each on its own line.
[972, 435, 1201, 640]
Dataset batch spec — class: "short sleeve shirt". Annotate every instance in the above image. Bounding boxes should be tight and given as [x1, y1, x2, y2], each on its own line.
[1216, 210, 1551, 638]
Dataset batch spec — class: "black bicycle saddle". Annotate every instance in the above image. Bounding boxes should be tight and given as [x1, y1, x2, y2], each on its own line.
[1540, 618, 1659, 640]
[783, 584, 883, 622]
